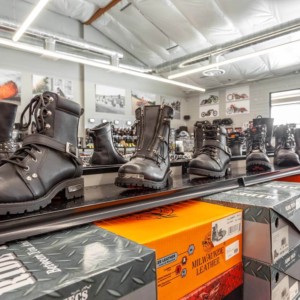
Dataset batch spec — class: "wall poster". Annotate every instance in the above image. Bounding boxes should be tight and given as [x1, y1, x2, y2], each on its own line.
[199, 92, 220, 119]
[32, 74, 74, 100]
[160, 96, 181, 120]
[225, 85, 250, 115]
[95, 84, 126, 114]
[131, 90, 157, 114]
[0, 69, 21, 104]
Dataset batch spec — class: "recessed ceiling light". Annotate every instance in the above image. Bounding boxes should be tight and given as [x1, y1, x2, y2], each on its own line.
[202, 68, 225, 77]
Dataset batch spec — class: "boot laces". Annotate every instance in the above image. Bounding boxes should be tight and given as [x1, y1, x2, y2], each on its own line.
[248, 127, 265, 151]
[2, 94, 52, 169]
[280, 128, 294, 149]
[199, 125, 218, 158]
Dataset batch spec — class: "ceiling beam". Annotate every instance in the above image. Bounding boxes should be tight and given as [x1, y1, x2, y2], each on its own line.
[84, 0, 122, 25]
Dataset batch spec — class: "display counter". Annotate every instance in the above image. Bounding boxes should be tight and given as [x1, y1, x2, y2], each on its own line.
[1, 165, 300, 244]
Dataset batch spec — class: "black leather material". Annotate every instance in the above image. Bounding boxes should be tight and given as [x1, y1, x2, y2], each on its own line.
[90, 122, 126, 165]
[192, 122, 205, 158]
[117, 105, 173, 186]
[189, 125, 231, 175]
[0, 92, 82, 205]
[295, 128, 300, 157]
[253, 116, 274, 150]
[274, 125, 300, 167]
[246, 125, 271, 169]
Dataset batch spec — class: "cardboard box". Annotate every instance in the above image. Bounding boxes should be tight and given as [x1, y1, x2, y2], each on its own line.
[243, 242, 300, 300]
[96, 200, 243, 300]
[180, 262, 243, 300]
[0, 224, 156, 300]
[201, 182, 300, 264]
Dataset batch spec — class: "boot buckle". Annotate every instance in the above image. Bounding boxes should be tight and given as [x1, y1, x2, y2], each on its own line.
[66, 142, 78, 157]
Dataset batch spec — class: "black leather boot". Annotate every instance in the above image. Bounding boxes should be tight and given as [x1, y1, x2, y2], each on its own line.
[274, 124, 300, 167]
[253, 116, 275, 152]
[188, 124, 231, 177]
[0, 102, 19, 165]
[246, 125, 272, 172]
[192, 121, 210, 158]
[228, 132, 245, 156]
[115, 105, 173, 189]
[0, 92, 84, 215]
[89, 122, 126, 165]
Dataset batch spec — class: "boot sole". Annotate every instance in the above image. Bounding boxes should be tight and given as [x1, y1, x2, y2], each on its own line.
[0, 177, 84, 215]
[246, 161, 272, 172]
[188, 164, 231, 178]
[115, 170, 173, 189]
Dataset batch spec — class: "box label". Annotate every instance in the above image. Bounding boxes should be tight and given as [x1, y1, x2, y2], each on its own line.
[272, 226, 289, 262]
[272, 275, 289, 300]
[157, 252, 178, 268]
[225, 240, 239, 261]
[211, 212, 242, 246]
[290, 281, 299, 300]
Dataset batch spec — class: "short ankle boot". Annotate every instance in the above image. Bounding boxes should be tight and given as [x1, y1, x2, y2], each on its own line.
[274, 124, 300, 167]
[115, 105, 173, 189]
[0, 102, 19, 164]
[246, 125, 272, 172]
[0, 92, 84, 215]
[188, 124, 231, 178]
[89, 122, 126, 165]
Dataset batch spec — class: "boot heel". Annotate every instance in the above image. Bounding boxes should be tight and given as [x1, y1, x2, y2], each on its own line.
[64, 177, 84, 200]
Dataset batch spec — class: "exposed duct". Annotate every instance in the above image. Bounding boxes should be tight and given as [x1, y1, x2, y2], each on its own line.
[155, 18, 300, 74]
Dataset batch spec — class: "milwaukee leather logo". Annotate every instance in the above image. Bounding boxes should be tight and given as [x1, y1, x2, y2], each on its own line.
[0, 252, 36, 296]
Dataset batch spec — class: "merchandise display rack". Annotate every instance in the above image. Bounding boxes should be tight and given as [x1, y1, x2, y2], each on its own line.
[1, 165, 300, 245]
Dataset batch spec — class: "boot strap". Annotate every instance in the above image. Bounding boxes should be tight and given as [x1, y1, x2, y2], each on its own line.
[203, 139, 231, 155]
[23, 134, 81, 165]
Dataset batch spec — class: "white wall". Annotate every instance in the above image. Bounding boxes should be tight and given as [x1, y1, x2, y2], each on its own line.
[186, 72, 300, 130]
[0, 0, 189, 140]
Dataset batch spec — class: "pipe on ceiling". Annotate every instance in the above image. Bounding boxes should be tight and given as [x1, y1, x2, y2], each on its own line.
[155, 18, 300, 74]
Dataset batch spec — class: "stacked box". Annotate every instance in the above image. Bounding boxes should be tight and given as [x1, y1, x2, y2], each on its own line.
[202, 183, 300, 264]
[96, 200, 243, 300]
[180, 262, 243, 300]
[201, 181, 300, 299]
[244, 243, 300, 300]
[0, 224, 156, 300]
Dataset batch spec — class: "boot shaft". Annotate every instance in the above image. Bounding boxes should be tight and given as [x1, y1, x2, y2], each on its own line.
[193, 121, 211, 157]
[134, 105, 173, 162]
[246, 124, 267, 154]
[0, 102, 18, 141]
[295, 128, 300, 150]
[203, 124, 228, 146]
[253, 117, 274, 142]
[90, 122, 113, 151]
[274, 124, 295, 150]
[25, 92, 82, 146]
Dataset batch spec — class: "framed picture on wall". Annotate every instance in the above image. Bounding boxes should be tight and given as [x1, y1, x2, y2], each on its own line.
[32, 74, 74, 100]
[95, 84, 126, 115]
[160, 96, 181, 120]
[131, 90, 157, 114]
[0, 69, 21, 104]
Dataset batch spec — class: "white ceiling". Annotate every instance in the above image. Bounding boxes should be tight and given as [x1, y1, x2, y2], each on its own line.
[23, 0, 300, 90]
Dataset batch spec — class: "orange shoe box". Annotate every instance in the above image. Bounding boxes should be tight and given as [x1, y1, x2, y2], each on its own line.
[95, 200, 243, 300]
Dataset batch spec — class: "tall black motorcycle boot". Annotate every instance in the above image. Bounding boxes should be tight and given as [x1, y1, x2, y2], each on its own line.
[274, 125, 300, 167]
[192, 121, 210, 158]
[253, 116, 275, 152]
[246, 124, 272, 172]
[0, 102, 19, 164]
[188, 124, 231, 177]
[89, 122, 126, 165]
[115, 105, 173, 189]
[294, 128, 300, 159]
[0, 92, 84, 215]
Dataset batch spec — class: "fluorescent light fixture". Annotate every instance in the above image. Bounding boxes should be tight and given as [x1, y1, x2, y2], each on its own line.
[13, 0, 50, 42]
[169, 38, 300, 79]
[0, 38, 205, 92]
